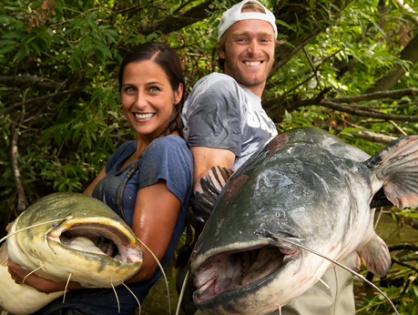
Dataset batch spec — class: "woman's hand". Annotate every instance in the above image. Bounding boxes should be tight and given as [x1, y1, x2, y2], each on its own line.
[7, 259, 83, 293]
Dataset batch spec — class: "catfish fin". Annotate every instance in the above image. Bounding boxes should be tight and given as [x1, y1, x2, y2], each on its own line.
[341, 252, 361, 273]
[0, 243, 8, 267]
[358, 233, 391, 277]
[192, 166, 234, 222]
[366, 135, 418, 208]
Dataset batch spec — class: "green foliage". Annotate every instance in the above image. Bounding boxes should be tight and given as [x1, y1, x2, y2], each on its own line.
[1, 0, 417, 206]
[357, 268, 418, 315]
[0, 0, 417, 312]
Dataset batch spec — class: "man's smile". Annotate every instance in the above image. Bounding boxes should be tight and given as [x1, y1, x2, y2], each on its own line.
[243, 60, 264, 66]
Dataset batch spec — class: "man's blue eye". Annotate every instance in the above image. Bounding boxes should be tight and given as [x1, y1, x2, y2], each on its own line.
[150, 87, 159, 92]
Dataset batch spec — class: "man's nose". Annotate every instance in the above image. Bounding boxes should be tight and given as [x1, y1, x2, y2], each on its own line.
[248, 39, 261, 55]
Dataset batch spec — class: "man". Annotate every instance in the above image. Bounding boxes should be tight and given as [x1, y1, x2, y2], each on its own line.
[180, 1, 355, 314]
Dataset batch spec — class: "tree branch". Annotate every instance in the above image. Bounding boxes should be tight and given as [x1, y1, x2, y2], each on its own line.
[266, 88, 418, 121]
[343, 130, 397, 144]
[11, 129, 26, 213]
[0, 75, 62, 91]
[329, 88, 418, 103]
[367, 33, 418, 93]
[388, 120, 407, 136]
[0, 89, 81, 116]
[303, 48, 321, 87]
[393, 0, 418, 26]
[318, 100, 418, 122]
[389, 244, 418, 252]
[336, 115, 398, 144]
[400, 215, 418, 231]
[139, 0, 239, 36]
[270, 0, 354, 75]
[391, 257, 418, 273]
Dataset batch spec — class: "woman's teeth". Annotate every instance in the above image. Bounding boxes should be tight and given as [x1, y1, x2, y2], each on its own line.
[135, 113, 154, 119]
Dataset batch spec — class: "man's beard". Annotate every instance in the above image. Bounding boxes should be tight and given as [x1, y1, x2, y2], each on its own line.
[223, 51, 273, 88]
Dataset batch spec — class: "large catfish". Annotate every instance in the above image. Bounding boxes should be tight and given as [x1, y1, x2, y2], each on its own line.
[190, 127, 418, 315]
[0, 193, 143, 315]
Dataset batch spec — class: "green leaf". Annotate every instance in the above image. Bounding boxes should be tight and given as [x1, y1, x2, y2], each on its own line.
[3, 31, 26, 39]
[3, 167, 12, 178]
[41, 171, 57, 177]
[12, 46, 28, 62]
[55, 0, 64, 12]
[0, 15, 16, 23]
[0, 39, 15, 47]
[88, 20, 99, 32]
[0, 45, 15, 54]
[30, 0, 44, 9]
[398, 212, 418, 219]
[276, 19, 296, 31]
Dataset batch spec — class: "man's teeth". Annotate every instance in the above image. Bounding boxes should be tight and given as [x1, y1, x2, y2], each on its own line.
[135, 113, 154, 119]
[244, 61, 261, 66]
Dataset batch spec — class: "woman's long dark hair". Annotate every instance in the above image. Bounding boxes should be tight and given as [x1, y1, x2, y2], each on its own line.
[116, 42, 186, 221]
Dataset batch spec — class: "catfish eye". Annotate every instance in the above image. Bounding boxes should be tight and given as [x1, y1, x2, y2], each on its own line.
[274, 212, 280, 218]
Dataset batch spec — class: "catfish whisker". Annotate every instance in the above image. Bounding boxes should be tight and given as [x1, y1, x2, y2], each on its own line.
[110, 282, 120, 314]
[374, 207, 383, 230]
[121, 282, 141, 315]
[63, 272, 72, 303]
[275, 304, 282, 315]
[315, 274, 330, 289]
[0, 218, 65, 244]
[22, 266, 43, 284]
[136, 238, 171, 314]
[175, 270, 189, 315]
[271, 236, 399, 315]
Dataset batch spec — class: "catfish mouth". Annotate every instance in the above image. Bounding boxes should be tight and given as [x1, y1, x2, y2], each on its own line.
[50, 222, 143, 264]
[193, 244, 299, 302]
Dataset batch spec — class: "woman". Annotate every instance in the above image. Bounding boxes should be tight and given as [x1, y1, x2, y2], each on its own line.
[8, 42, 193, 315]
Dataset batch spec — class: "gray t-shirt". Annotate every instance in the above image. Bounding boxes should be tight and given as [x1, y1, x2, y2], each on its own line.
[182, 73, 278, 171]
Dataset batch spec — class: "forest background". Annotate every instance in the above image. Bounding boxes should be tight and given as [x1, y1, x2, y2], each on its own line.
[0, 0, 418, 313]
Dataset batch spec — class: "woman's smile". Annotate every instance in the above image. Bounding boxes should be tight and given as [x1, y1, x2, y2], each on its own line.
[133, 112, 155, 122]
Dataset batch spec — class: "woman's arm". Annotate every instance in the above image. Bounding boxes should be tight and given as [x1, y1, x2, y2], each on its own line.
[125, 179, 181, 283]
[7, 259, 84, 293]
[83, 167, 107, 196]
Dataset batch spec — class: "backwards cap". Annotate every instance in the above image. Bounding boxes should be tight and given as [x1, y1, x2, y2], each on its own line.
[217, 0, 278, 40]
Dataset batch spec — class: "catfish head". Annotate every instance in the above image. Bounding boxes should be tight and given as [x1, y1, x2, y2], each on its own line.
[6, 193, 143, 288]
[190, 127, 418, 315]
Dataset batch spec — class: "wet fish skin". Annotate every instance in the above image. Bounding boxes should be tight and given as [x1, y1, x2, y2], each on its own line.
[0, 192, 143, 315]
[190, 127, 418, 315]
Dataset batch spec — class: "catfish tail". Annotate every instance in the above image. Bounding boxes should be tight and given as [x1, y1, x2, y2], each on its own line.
[366, 135, 418, 209]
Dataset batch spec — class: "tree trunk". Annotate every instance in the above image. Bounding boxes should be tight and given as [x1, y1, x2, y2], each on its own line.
[367, 32, 418, 93]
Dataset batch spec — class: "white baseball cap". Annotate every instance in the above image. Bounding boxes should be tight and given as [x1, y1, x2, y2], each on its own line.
[217, 0, 278, 40]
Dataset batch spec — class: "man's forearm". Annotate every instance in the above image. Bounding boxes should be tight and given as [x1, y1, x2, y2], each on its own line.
[190, 146, 235, 192]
